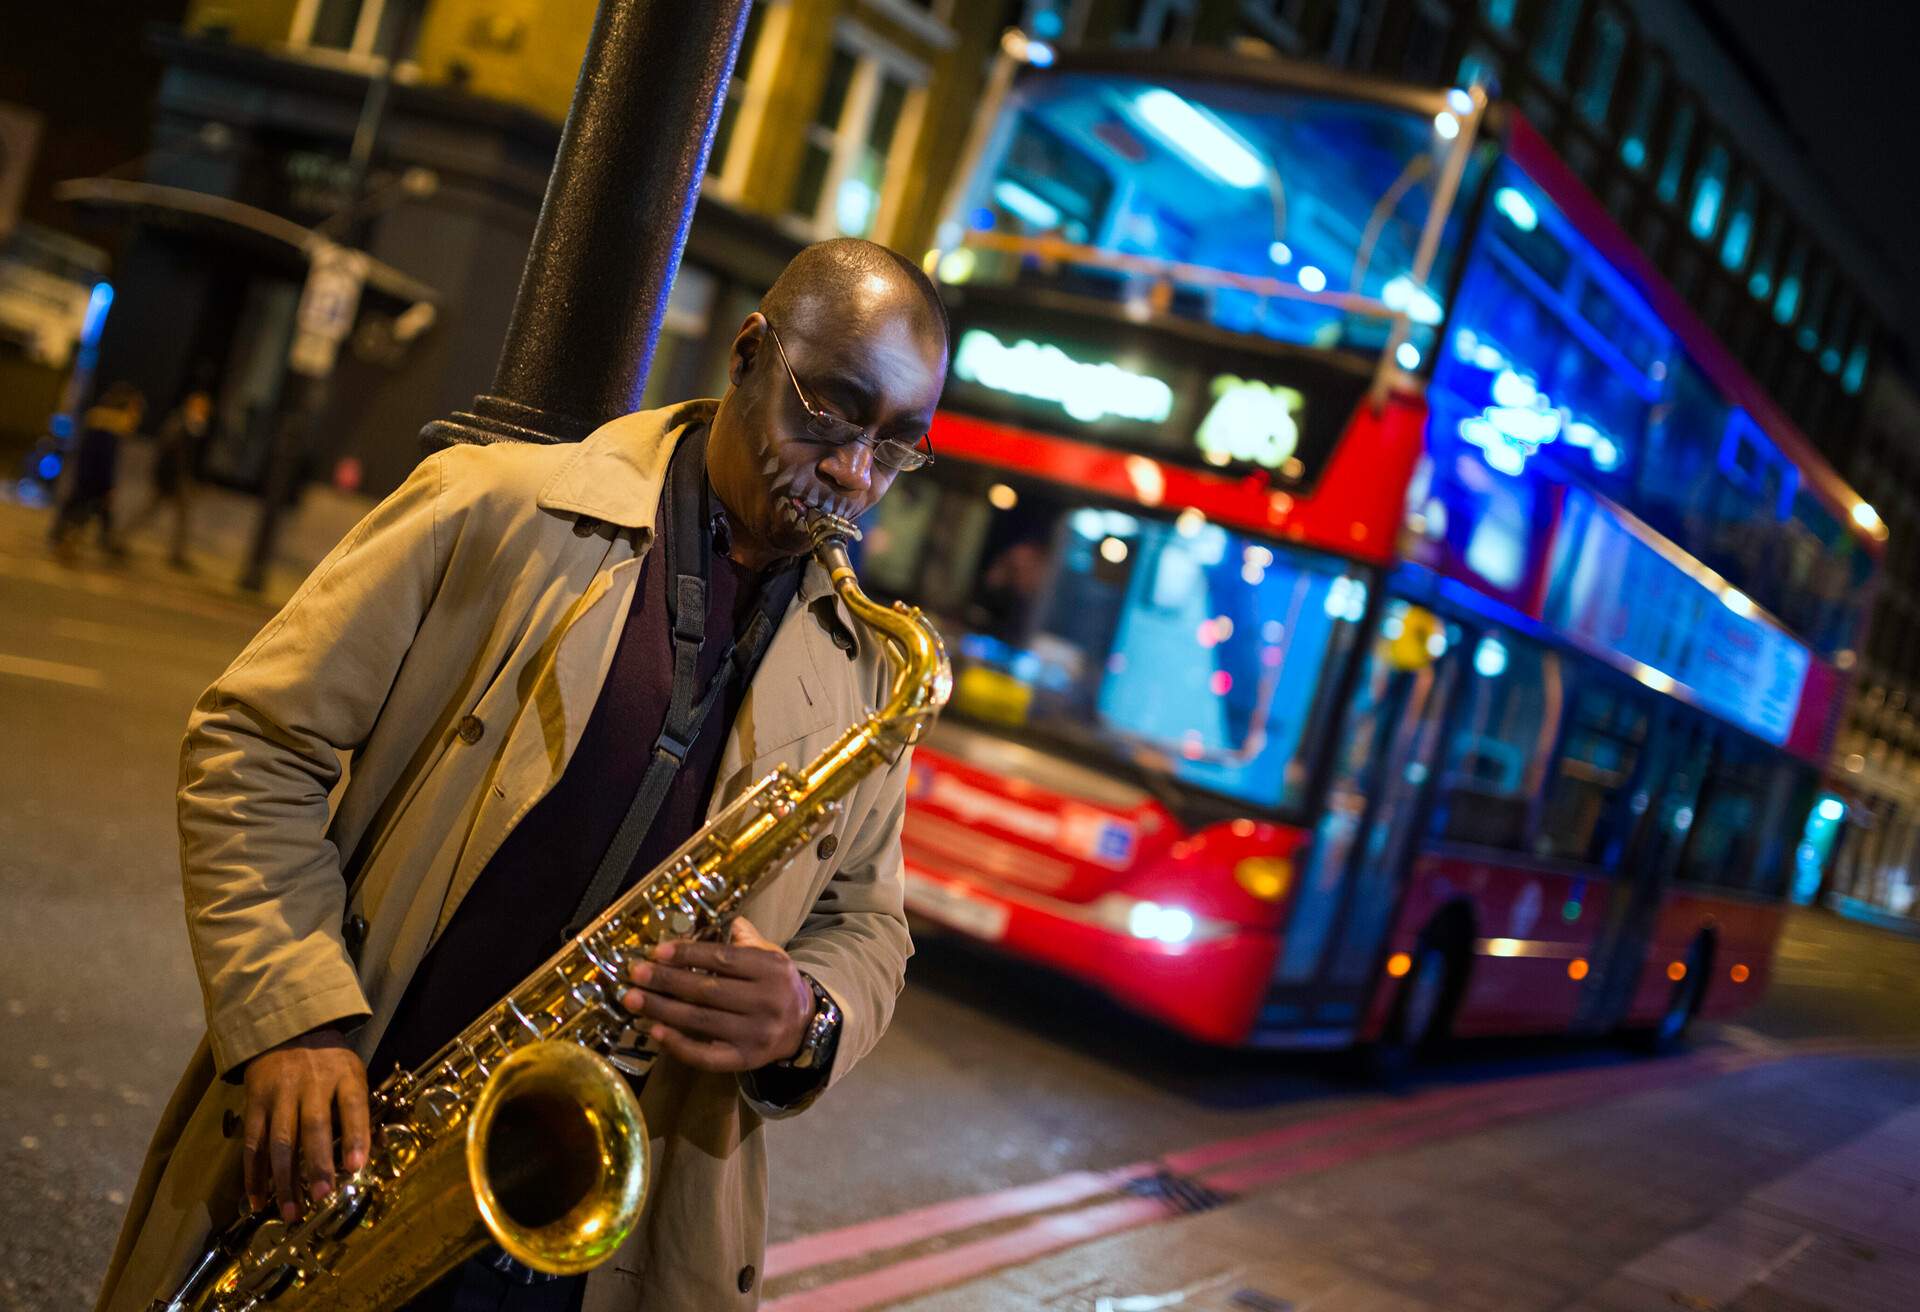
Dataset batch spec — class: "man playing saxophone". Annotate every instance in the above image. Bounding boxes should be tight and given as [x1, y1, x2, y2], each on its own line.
[98, 238, 950, 1312]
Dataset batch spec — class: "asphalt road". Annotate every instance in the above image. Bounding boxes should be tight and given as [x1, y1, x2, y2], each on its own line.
[3, 505, 1917, 1310]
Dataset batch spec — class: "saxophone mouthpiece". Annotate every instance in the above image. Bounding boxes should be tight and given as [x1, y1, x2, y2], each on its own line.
[805, 510, 862, 551]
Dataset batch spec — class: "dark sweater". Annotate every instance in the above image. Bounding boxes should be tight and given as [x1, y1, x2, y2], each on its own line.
[372, 506, 771, 1076]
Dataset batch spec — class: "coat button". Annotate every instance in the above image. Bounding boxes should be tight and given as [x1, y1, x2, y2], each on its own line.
[816, 834, 838, 860]
[344, 913, 369, 953]
[737, 1265, 755, 1294]
[457, 715, 484, 744]
[222, 1109, 242, 1139]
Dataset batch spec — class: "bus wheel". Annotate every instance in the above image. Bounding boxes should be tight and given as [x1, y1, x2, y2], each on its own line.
[1367, 933, 1463, 1080]
[1648, 937, 1710, 1052]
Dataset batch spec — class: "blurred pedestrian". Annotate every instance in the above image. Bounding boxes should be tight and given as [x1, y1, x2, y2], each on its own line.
[49, 382, 145, 563]
[119, 388, 212, 569]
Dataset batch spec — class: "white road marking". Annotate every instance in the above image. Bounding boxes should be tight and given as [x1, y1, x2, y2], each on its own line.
[0, 653, 104, 688]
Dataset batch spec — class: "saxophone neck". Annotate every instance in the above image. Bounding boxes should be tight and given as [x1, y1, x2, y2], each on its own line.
[805, 513, 952, 744]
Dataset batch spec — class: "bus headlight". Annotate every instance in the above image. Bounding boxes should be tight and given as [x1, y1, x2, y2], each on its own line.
[1092, 895, 1231, 945]
[1129, 901, 1195, 943]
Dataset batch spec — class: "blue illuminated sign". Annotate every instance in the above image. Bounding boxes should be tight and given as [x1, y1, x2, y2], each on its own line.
[1446, 330, 1625, 476]
[1545, 489, 1811, 744]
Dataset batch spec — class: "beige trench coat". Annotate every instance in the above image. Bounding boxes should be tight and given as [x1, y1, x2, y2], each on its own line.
[97, 401, 914, 1312]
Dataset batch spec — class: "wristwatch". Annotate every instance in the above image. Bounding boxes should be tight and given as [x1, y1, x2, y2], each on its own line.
[778, 973, 842, 1071]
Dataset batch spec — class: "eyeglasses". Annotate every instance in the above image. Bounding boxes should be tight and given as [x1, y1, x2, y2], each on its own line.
[766, 321, 935, 472]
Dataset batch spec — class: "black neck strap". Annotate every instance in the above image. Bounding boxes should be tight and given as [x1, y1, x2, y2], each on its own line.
[564, 429, 801, 938]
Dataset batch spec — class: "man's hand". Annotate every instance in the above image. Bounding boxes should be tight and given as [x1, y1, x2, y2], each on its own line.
[241, 1026, 370, 1221]
[621, 918, 814, 1072]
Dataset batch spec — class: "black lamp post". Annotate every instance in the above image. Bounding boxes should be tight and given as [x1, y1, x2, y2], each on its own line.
[423, 0, 754, 449]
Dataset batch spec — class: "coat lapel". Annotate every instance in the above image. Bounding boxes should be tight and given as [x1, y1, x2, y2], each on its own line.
[438, 552, 645, 936]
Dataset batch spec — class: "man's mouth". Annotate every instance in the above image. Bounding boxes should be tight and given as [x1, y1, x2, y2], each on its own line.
[781, 493, 852, 526]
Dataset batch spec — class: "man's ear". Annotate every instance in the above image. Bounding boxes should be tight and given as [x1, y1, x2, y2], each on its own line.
[729, 312, 769, 388]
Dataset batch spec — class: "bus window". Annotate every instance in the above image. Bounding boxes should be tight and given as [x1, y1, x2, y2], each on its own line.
[1634, 353, 1724, 552]
[859, 472, 1369, 815]
[1689, 729, 1774, 891]
[1536, 684, 1649, 866]
[1428, 632, 1559, 850]
[952, 73, 1483, 354]
[1753, 764, 1818, 900]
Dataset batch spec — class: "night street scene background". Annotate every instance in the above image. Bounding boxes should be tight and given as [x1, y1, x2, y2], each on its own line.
[6, 2, 1920, 1310]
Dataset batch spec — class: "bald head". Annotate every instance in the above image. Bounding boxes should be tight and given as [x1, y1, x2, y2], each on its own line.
[760, 238, 950, 357]
[707, 239, 949, 569]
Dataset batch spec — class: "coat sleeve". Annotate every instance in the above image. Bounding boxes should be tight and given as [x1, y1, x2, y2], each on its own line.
[179, 454, 457, 1078]
[740, 743, 915, 1119]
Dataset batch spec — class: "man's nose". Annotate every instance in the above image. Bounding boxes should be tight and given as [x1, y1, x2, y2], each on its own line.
[819, 438, 875, 494]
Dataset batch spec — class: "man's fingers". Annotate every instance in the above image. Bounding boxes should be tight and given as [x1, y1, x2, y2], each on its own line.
[629, 961, 755, 1012]
[624, 989, 750, 1042]
[269, 1086, 299, 1221]
[729, 917, 776, 950]
[646, 1023, 747, 1072]
[241, 1099, 268, 1211]
[650, 938, 777, 978]
[299, 1086, 337, 1202]
[336, 1074, 371, 1174]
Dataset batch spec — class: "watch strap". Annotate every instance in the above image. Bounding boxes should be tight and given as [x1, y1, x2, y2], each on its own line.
[779, 973, 841, 1071]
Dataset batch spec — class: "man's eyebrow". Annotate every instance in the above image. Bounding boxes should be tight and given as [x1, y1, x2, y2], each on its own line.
[813, 369, 880, 414]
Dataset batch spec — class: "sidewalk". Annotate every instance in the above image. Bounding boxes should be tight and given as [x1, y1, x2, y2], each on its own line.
[3, 450, 373, 611]
[766, 1044, 1920, 1312]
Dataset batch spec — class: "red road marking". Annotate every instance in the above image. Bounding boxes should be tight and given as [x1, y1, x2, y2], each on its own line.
[765, 1196, 1172, 1312]
[769, 1052, 1724, 1283]
[763, 1050, 1747, 1311]
[764, 1168, 1137, 1279]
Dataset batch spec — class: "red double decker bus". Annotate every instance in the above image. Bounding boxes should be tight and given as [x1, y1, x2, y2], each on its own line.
[862, 48, 1883, 1054]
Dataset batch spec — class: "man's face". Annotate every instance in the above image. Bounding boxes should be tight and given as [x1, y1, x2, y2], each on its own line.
[710, 301, 945, 562]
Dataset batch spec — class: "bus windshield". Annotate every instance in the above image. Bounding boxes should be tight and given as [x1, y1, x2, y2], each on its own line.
[856, 465, 1371, 815]
[942, 70, 1477, 358]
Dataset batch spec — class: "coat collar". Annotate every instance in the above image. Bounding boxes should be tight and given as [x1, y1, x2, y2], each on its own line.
[536, 397, 848, 612]
[535, 399, 707, 531]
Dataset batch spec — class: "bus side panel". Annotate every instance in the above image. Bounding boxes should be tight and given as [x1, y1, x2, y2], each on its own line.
[1357, 852, 1618, 1040]
[1620, 890, 1784, 1026]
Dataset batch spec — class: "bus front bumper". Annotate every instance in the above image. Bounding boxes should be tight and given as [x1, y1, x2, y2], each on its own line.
[902, 863, 1279, 1046]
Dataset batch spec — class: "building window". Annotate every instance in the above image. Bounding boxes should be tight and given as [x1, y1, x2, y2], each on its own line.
[789, 26, 925, 242]
[1747, 207, 1782, 299]
[1401, 0, 1454, 83]
[1574, 5, 1625, 127]
[1458, 42, 1503, 92]
[1527, 0, 1584, 87]
[1819, 296, 1853, 376]
[1326, 0, 1387, 68]
[1618, 55, 1663, 171]
[1719, 176, 1756, 271]
[1479, 0, 1518, 34]
[290, 0, 418, 60]
[1842, 324, 1872, 395]
[707, 3, 769, 182]
[1773, 237, 1806, 325]
[1688, 138, 1729, 240]
[862, 0, 959, 42]
[1796, 261, 1832, 352]
[1022, 0, 1076, 42]
[1239, 0, 1313, 50]
[1655, 99, 1694, 205]
[1126, 0, 1199, 45]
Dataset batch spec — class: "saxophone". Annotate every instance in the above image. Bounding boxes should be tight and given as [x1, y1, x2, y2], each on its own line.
[154, 512, 951, 1312]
